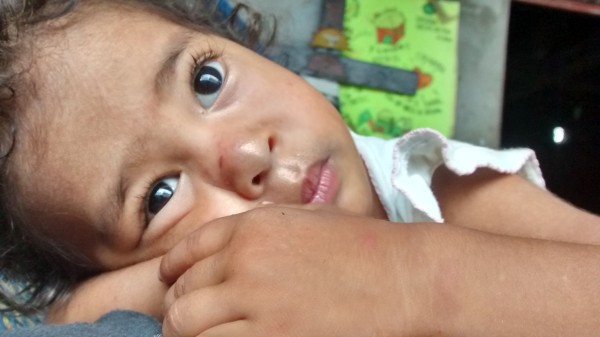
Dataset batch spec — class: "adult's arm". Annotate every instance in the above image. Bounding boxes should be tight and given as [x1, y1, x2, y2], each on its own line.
[432, 166, 600, 244]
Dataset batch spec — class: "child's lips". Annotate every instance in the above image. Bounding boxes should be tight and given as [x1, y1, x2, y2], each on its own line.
[301, 159, 339, 204]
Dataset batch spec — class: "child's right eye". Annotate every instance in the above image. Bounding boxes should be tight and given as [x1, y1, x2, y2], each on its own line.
[193, 60, 225, 109]
[146, 176, 179, 221]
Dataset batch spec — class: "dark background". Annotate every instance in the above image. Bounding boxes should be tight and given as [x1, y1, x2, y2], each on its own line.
[501, 2, 600, 215]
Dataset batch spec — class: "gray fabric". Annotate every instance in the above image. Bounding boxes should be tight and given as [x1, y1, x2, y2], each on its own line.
[0, 310, 161, 337]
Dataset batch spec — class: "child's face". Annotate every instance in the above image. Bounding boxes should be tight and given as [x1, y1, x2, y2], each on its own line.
[19, 4, 385, 269]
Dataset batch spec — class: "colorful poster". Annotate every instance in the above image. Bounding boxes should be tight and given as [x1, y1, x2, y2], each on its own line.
[340, 0, 460, 138]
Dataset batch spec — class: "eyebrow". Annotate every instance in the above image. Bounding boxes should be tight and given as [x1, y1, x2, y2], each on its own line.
[154, 32, 195, 97]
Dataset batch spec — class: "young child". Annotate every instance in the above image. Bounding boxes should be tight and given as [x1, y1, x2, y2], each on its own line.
[1, 0, 600, 336]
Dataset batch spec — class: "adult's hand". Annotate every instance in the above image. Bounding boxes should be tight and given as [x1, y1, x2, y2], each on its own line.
[159, 205, 431, 337]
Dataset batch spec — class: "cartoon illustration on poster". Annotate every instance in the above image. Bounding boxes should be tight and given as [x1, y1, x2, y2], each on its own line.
[340, 0, 460, 138]
[373, 9, 406, 45]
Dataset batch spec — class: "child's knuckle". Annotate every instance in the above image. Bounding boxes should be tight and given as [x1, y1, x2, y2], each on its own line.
[172, 277, 187, 299]
[163, 303, 187, 337]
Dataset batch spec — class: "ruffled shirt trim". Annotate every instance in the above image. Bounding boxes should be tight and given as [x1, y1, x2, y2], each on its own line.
[351, 128, 545, 223]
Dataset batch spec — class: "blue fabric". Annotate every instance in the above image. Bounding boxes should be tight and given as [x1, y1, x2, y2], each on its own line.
[0, 311, 42, 332]
[0, 311, 161, 337]
[0, 278, 43, 331]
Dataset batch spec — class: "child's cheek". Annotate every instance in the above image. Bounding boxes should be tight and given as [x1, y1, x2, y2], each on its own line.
[165, 185, 256, 246]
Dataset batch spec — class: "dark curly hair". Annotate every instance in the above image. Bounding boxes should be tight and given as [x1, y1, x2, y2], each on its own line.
[0, 0, 275, 315]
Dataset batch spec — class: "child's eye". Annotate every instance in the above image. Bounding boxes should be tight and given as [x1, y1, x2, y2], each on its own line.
[146, 176, 179, 220]
[194, 60, 225, 109]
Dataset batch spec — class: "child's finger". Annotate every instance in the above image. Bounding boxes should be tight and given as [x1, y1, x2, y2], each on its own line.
[160, 218, 235, 285]
[198, 320, 250, 337]
[163, 285, 243, 337]
[164, 253, 226, 308]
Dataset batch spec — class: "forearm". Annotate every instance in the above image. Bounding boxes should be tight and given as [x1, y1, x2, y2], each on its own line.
[432, 166, 600, 245]
[414, 224, 600, 336]
[47, 257, 167, 323]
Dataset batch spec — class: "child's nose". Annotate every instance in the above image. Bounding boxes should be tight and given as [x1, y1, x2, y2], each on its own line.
[220, 135, 274, 200]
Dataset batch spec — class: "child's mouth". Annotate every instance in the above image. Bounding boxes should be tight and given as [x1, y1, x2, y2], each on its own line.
[301, 159, 339, 204]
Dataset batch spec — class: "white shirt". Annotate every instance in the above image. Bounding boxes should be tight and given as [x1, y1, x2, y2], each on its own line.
[351, 128, 545, 223]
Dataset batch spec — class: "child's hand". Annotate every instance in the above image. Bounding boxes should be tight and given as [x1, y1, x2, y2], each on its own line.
[159, 205, 430, 337]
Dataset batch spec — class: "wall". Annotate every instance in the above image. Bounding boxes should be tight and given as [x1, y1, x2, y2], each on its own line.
[456, 0, 511, 147]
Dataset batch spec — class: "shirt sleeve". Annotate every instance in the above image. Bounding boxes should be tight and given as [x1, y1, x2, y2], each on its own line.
[389, 128, 545, 223]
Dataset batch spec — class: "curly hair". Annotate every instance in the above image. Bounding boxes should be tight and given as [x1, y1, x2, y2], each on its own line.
[0, 0, 275, 315]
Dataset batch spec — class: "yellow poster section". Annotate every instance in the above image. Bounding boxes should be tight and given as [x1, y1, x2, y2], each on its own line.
[340, 0, 460, 138]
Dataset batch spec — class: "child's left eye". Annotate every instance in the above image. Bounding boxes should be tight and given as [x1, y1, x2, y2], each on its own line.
[194, 60, 225, 109]
[146, 176, 179, 222]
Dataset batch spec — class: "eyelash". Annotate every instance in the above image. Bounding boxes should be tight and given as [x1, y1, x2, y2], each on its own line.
[189, 48, 223, 88]
[137, 176, 158, 228]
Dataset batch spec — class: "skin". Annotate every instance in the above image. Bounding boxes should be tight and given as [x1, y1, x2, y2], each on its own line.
[158, 207, 600, 336]
[18, 2, 600, 336]
[16, 2, 385, 270]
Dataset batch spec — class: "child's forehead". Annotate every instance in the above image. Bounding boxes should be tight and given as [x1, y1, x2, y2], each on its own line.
[45, 1, 194, 41]
[27, 5, 196, 132]
[15, 2, 203, 202]
[9, 3, 191, 254]
[22, 6, 164, 123]
[30, 2, 203, 107]
[30, 1, 204, 54]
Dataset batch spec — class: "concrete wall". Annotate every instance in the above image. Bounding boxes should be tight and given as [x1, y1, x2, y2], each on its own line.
[455, 0, 511, 147]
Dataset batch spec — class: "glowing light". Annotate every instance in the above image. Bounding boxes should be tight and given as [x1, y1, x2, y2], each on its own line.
[553, 127, 566, 144]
